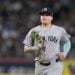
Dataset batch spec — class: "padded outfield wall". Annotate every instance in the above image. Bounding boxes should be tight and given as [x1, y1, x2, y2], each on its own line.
[0, 58, 74, 75]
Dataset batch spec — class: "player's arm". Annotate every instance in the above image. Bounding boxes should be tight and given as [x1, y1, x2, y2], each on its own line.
[24, 40, 44, 52]
[58, 39, 71, 61]
[23, 30, 33, 52]
[24, 45, 41, 52]
[63, 39, 71, 57]
[24, 45, 32, 52]
[58, 29, 71, 61]
[23, 30, 44, 52]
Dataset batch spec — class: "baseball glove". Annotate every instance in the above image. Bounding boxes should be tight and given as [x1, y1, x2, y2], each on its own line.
[30, 30, 44, 49]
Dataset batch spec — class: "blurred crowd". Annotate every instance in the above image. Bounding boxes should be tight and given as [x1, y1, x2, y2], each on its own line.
[0, 0, 75, 59]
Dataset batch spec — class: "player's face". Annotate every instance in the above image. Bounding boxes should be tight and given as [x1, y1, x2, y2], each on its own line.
[40, 13, 53, 25]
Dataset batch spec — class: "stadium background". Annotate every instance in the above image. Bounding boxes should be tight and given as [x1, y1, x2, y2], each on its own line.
[0, 0, 75, 75]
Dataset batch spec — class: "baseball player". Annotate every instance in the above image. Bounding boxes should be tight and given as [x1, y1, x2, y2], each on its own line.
[23, 7, 71, 75]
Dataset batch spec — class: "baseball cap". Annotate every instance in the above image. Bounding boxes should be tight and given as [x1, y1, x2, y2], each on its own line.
[39, 7, 53, 16]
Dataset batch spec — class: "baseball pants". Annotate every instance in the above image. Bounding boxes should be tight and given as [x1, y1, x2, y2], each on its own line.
[35, 59, 63, 75]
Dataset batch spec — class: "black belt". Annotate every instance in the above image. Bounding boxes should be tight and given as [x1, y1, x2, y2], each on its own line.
[39, 58, 60, 66]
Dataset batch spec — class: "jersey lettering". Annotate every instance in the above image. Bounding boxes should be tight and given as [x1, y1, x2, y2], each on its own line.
[47, 36, 58, 43]
[43, 36, 58, 43]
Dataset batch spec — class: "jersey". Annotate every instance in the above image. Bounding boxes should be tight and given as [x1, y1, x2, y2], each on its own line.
[23, 25, 70, 62]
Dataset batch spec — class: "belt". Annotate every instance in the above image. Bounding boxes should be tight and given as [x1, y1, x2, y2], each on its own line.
[39, 58, 60, 66]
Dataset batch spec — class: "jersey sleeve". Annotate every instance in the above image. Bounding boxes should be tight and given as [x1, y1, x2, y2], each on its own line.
[60, 28, 71, 57]
[23, 29, 32, 46]
[61, 29, 71, 43]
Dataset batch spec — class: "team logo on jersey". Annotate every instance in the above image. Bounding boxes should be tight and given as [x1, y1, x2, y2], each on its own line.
[48, 36, 58, 43]
[43, 36, 58, 43]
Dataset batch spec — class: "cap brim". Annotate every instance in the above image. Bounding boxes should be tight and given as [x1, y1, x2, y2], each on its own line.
[40, 12, 53, 16]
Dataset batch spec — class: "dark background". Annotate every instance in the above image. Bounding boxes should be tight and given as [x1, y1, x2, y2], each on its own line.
[0, 0, 75, 75]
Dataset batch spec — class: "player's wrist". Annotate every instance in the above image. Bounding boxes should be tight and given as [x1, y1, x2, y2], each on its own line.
[24, 46, 32, 52]
[31, 45, 40, 51]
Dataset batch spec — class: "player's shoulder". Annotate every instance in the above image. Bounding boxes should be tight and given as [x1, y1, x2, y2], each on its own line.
[30, 25, 41, 32]
[53, 24, 66, 32]
[32, 25, 41, 30]
[27, 25, 41, 34]
[53, 25, 71, 38]
[26, 25, 40, 36]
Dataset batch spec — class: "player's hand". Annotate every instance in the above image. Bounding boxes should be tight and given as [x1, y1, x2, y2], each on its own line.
[57, 52, 65, 61]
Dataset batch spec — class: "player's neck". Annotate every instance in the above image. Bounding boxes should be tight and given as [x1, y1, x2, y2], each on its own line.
[41, 23, 52, 31]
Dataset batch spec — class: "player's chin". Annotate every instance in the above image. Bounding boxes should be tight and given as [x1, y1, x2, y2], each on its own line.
[42, 22, 48, 25]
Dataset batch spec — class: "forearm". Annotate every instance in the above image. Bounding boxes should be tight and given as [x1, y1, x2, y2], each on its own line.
[24, 45, 40, 52]
[64, 40, 71, 57]
[58, 40, 71, 61]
